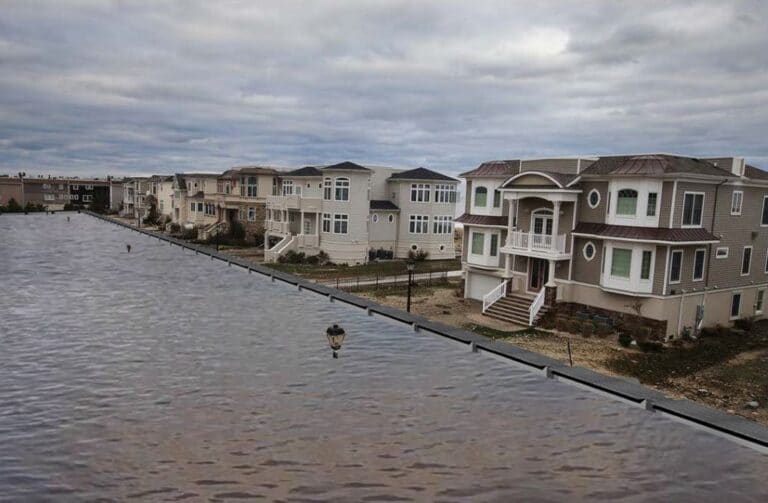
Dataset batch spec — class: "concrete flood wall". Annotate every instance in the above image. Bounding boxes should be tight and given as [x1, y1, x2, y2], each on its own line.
[83, 211, 768, 452]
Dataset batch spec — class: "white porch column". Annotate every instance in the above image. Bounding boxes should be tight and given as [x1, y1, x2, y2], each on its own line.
[504, 254, 511, 277]
[506, 197, 516, 246]
[551, 200, 561, 252]
[300, 210, 305, 235]
[546, 259, 557, 287]
[316, 213, 320, 236]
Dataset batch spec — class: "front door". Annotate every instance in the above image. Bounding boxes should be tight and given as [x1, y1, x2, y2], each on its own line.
[528, 258, 549, 292]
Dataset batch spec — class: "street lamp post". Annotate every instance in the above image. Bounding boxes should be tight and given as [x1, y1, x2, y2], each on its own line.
[406, 261, 415, 313]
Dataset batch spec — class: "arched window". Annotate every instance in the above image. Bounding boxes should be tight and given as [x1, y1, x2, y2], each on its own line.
[334, 177, 350, 201]
[616, 189, 638, 216]
[474, 186, 488, 207]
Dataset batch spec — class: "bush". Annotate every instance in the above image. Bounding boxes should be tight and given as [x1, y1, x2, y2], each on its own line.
[618, 332, 633, 348]
[594, 322, 613, 338]
[316, 250, 330, 266]
[637, 340, 664, 352]
[306, 254, 319, 265]
[734, 316, 755, 332]
[282, 250, 306, 264]
[555, 317, 569, 332]
[581, 321, 593, 338]
[181, 227, 197, 240]
[229, 221, 246, 241]
[369, 248, 395, 261]
[408, 249, 429, 261]
[715, 324, 731, 337]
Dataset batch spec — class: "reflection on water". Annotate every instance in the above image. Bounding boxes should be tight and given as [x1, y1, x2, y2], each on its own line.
[0, 213, 766, 501]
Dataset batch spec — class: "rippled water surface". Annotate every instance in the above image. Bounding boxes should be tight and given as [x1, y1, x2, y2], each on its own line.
[1, 214, 767, 502]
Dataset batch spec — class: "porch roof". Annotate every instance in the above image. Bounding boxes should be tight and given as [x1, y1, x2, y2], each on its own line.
[454, 213, 507, 227]
[572, 222, 720, 244]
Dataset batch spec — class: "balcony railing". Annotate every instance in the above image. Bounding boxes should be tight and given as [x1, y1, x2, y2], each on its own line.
[504, 231, 567, 254]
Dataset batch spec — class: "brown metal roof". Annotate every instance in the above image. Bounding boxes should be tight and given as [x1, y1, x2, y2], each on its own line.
[581, 155, 731, 178]
[460, 160, 520, 178]
[573, 222, 719, 243]
[454, 213, 507, 226]
[502, 170, 580, 189]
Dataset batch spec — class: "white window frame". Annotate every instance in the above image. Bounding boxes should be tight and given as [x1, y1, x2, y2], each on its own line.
[388, 214, 394, 223]
[582, 241, 596, 261]
[646, 192, 658, 217]
[334, 177, 350, 202]
[716, 246, 729, 259]
[731, 190, 743, 216]
[669, 249, 683, 284]
[432, 215, 453, 234]
[408, 214, 429, 234]
[756, 289, 765, 315]
[323, 178, 332, 200]
[434, 184, 456, 203]
[730, 292, 742, 320]
[71, 184, 79, 190]
[692, 248, 706, 282]
[281, 180, 294, 196]
[247, 207, 256, 221]
[681, 192, 705, 228]
[473, 186, 488, 208]
[82, 194, 93, 203]
[322, 213, 331, 233]
[765, 249, 768, 274]
[615, 188, 638, 216]
[470, 231, 485, 255]
[332, 213, 348, 234]
[372, 214, 379, 223]
[762, 195, 768, 226]
[587, 189, 600, 209]
[43, 193, 55, 201]
[241, 176, 258, 197]
[85, 185, 93, 190]
[741, 246, 752, 276]
[410, 183, 431, 203]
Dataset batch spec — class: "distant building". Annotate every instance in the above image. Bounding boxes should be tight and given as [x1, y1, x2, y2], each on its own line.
[264, 162, 458, 264]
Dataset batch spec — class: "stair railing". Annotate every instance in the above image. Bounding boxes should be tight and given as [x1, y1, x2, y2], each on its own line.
[529, 287, 546, 326]
[482, 280, 508, 313]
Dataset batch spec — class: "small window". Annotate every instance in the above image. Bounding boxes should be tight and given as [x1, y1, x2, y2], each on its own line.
[616, 189, 638, 216]
[716, 247, 729, 259]
[762, 196, 768, 226]
[730, 292, 742, 319]
[411, 244, 419, 251]
[682, 193, 704, 227]
[765, 250, 768, 273]
[741, 246, 752, 276]
[640, 250, 652, 280]
[489, 234, 499, 257]
[610, 248, 632, 278]
[474, 187, 488, 207]
[583, 242, 596, 261]
[492, 190, 501, 208]
[669, 250, 683, 284]
[587, 189, 600, 209]
[372, 214, 379, 223]
[646, 193, 657, 217]
[756, 289, 765, 315]
[323, 178, 332, 200]
[693, 249, 705, 281]
[731, 190, 743, 215]
[388, 214, 394, 223]
[322, 213, 331, 233]
[471, 232, 485, 255]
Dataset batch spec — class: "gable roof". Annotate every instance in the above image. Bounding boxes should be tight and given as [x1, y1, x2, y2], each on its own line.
[388, 167, 457, 182]
[460, 160, 520, 178]
[745, 164, 768, 181]
[581, 155, 731, 178]
[370, 200, 400, 211]
[285, 166, 322, 177]
[321, 161, 370, 172]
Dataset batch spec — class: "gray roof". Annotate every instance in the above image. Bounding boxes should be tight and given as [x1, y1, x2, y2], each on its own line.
[370, 200, 399, 211]
[745, 164, 768, 180]
[322, 161, 370, 171]
[502, 170, 580, 189]
[388, 167, 457, 182]
[285, 166, 323, 177]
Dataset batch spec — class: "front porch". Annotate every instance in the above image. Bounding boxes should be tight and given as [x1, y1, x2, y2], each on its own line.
[264, 208, 322, 262]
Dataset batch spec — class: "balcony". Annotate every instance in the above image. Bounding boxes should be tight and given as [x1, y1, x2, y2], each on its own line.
[500, 230, 569, 259]
[266, 220, 290, 234]
[266, 194, 322, 212]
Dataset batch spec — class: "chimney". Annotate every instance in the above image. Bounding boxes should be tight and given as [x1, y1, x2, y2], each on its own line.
[731, 157, 745, 177]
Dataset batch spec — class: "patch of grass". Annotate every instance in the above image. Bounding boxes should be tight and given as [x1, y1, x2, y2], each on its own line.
[266, 258, 461, 279]
[462, 323, 550, 340]
[605, 335, 768, 386]
[357, 281, 459, 298]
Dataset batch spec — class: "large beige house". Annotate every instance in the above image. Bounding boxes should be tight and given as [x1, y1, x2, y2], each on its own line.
[457, 154, 768, 337]
[170, 167, 281, 241]
[264, 162, 458, 264]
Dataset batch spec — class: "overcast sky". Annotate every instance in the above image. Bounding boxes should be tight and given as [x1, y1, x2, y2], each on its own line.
[1, 0, 767, 177]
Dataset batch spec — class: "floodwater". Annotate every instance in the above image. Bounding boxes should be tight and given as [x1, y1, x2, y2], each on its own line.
[0, 213, 766, 502]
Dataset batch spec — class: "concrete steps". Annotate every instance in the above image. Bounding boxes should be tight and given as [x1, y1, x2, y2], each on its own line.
[484, 294, 548, 327]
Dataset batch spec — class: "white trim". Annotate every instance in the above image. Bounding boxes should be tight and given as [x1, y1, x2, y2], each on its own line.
[587, 188, 600, 209]
[715, 246, 729, 259]
[501, 170, 567, 188]
[561, 278, 768, 300]
[756, 288, 766, 315]
[681, 191, 705, 228]
[669, 249, 683, 285]
[765, 248, 768, 274]
[668, 180, 678, 227]
[582, 241, 596, 261]
[571, 232, 718, 246]
[692, 248, 706, 282]
[730, 190, 743, 216]
[741, 245, 753, 276]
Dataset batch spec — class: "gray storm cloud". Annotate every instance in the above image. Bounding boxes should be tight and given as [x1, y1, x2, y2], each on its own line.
[1, 0, 767, 177]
